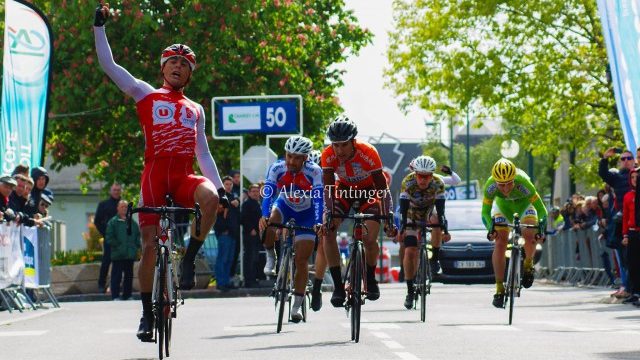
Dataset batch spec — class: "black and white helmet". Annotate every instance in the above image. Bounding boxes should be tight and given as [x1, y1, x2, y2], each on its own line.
[410, 155, 437, 174]
[326, 114, 358, 142]
[308, 150, 322, 165]
[284, 136, 313, 155]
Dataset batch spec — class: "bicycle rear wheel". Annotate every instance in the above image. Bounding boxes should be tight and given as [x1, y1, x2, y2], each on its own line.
[508, 247, 519, 325]
[276, 248, 291, 333]
[165, 264, 174, 357]
[418, 246, 428, 322]
[351, 242, 363, 343]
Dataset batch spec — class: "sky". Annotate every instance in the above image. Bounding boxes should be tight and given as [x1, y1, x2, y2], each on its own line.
[337, 0, 430, 144]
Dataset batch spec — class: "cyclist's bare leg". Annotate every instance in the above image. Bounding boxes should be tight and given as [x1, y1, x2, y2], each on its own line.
[314, 239, 327, 280]
[139, 225, 160, 292]
[522, 217, 537, 263]
[323, 217, 343, 267]
[263, 209, 283, 249]
[363, 219, 381, 266]
[294, 240, 314, 294]
[403, 246, 418, 279]
[191, 182, 220, 241]
[323, 217, 346, 307]
[492, 230, 509, 286]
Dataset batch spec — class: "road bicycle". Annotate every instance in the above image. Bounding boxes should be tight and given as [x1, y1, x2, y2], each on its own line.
[403, 221, 439, 322]
[127, 197, 201, 359]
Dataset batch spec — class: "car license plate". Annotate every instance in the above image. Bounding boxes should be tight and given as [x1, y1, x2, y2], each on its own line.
[454, 260, 485, 269]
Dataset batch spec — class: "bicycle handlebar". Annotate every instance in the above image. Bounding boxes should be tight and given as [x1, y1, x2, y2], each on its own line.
[126, 203, 202, 237]
[331, 213, 390, 221]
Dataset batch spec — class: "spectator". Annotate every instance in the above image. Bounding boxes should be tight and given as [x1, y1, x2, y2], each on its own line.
[636, 146, 640, 166]
[230, 170, 241, 199]
[214, 176, 238, 291]
[241, 184, 262, 288]
[9, 175, 44, 227]
[224, 176, 241, 282]
[599, 147, 635, 298]
[106, 200, 140, 301]
[26, 166, 52, 216]
[11, 164, 29, 178]
[547, 207, 564, 235]
[94, 182, 123, 294]
[621, 169, 640, 304]
[0, 175, 18, 222]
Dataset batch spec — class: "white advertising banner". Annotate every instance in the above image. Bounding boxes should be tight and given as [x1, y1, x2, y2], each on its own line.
[0, 223, 24, 288]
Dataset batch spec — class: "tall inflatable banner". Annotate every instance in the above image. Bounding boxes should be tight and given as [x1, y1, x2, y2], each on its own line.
[597, 0, 640, 152]
[1, 0, 53, 173]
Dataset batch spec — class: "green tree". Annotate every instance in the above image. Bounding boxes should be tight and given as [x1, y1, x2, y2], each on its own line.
[0, 0, 371, 195]
[386, 0, 620, 187]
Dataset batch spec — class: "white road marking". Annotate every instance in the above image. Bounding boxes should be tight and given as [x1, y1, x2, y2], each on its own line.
[382, 340, 404, 349]
[395, 352, 421, 360]
[371, 331, 391, 339]
[0, 330, 48, 337]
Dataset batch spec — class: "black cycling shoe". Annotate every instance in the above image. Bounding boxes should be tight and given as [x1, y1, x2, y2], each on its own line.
[492, 293, 505, 308]
[404, 292, 415, 310]
[311, 289, 322, 311]
[330, 287, 346, 308]
[366, 279, 380, 301]
[136, 315, 154, 342]
[179, 260, 196, 290]
[430, 260, 441, 275]
[522, 267, 535, 289]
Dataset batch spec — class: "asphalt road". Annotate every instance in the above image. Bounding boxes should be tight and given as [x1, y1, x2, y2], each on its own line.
[1, 282, 638, 360]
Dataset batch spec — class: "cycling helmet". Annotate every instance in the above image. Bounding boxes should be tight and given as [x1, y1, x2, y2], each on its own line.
[308, 150, 321, 165]
[284, 136, 313, 155]
[492, 158, 517, 183]
[410, 156, 437, 174]
[161, 44, 196, 71]
[326, 114, 358, 142]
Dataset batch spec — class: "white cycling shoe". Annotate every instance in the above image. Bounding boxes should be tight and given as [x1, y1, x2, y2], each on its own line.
[290, 295, 304, 323]
[263, 248, 276, 276]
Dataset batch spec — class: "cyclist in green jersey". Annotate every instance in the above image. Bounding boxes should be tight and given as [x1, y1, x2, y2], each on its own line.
[482, 158, 547, 308]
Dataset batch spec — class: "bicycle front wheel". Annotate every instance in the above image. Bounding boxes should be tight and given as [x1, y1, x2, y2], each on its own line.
[156, 248, 168, 359]
[276, 249, 291, 333]
[418, 246, 428, 322]
[508, 247, 519, 325]
[351, 242, 363, 343]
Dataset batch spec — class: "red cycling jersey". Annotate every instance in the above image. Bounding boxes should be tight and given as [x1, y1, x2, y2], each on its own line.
[137, 87, 200, 160]
[321, 140, 383, 188]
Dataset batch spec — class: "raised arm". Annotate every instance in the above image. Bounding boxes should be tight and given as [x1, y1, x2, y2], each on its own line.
[195, 105, 224, 190]
[93, 4, 153, 102]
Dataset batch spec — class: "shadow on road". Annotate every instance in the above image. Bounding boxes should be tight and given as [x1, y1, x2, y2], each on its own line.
[596, 350, 640, 359]
[245, 340, 351, 351]
[204, 331, 283, 340]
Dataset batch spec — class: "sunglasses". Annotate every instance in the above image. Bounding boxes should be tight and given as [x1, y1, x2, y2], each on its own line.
[415, 173, 433, 179]
[40, 202, 50, 208]
[621, 156, 634, 161]
[497, 180, 514, 186]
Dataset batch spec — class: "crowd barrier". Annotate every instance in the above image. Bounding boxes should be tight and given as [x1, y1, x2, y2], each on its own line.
[538, 227, 612, 287]
[0, 222, 60, 312]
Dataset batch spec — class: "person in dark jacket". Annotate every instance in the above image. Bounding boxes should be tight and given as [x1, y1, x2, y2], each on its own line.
[25, 166, 53, 217]
[94, 182, 123, 293]
[214, 177, 239, 291]
[241, 184, 262, 287]
[599, 147, 636, 297]
[7, 175, 43, 227]
[106, 200, 141, 300]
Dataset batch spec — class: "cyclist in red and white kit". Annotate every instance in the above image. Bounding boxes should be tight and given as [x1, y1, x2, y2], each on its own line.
[93, 3, 227, 342]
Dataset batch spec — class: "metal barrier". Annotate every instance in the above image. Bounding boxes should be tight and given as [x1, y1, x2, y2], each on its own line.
[538, 228, 612, 287]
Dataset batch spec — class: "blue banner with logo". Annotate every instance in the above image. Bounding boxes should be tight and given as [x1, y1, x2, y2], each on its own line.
[597, 0, 640, 152]
[1, 0, 53, 173]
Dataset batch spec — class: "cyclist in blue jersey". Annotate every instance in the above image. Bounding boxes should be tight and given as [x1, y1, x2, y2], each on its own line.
[259, 136, 323, 322]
